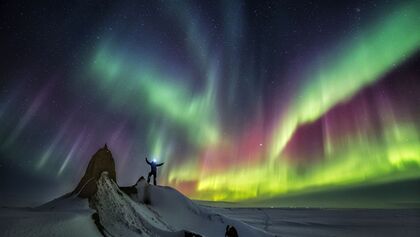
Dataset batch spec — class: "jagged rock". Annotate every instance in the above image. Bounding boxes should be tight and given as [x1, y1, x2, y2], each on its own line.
[120, 176, 145, 196]
[72, 144, 116, 198]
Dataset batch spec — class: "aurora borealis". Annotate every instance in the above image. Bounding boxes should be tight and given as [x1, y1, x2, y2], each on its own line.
[1, 0, 419, 205]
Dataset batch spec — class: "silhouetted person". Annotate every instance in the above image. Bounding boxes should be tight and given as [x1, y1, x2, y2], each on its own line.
[145, 157, 164, 185]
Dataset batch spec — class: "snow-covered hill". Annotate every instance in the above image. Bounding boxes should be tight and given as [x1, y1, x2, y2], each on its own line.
[0, 172, 275, 237]
[0, 145, 275, 236]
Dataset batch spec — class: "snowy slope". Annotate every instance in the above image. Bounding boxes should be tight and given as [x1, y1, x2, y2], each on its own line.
[128, 177, 275, 237]
[91, 172, 275, 237]
[0, 172, 275, 237]
[91, 172, 187, 237]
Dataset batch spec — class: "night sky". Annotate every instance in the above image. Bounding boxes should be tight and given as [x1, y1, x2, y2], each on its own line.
[1, 0, 419, 205]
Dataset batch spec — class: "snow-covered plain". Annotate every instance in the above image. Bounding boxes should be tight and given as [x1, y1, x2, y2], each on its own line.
[0, 199, 99, 237]
[1, 173, 419, 237]
[213, 207, 420, 237]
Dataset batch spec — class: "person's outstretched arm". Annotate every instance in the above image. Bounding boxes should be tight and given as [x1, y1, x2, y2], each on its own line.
[145, 157, 151, 165]
[157, 162, 164, 167]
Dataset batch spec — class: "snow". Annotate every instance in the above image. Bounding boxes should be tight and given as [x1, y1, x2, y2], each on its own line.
[128, 177, 273, 237]
[214, 207, 420, 237]
[1, 172, 418, 236]
[0, 206, 100, 237]
[90, 172, 273, 236]
[0, 172, 274, 237]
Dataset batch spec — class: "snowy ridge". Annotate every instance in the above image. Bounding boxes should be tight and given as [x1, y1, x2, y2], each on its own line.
[131, 176, 274, 237]
[91, 172, 275, 237]
[92, 172, 186, 236]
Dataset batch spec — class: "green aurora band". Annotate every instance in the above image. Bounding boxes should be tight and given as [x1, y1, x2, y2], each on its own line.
[89, 2, 420, 201]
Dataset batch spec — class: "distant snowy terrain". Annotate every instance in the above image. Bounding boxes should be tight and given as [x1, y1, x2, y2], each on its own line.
[0, 199, 99, 237]
[214, 207, 420, 237]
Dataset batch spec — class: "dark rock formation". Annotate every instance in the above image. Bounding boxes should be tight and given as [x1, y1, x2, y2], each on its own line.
[120, 176, 146, 196]
[119, 185, 138, 195]
[184, 230, 202, 237]
[72, 144, 116, 198]
[225, 225, 239, 237]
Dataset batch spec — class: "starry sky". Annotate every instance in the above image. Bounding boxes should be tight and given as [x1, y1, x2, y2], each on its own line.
[0, 0, 419, 205]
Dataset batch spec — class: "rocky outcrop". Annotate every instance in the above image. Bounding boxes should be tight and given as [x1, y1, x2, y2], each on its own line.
[72, 144, 116, 198]
[120, 176, 145, 196]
